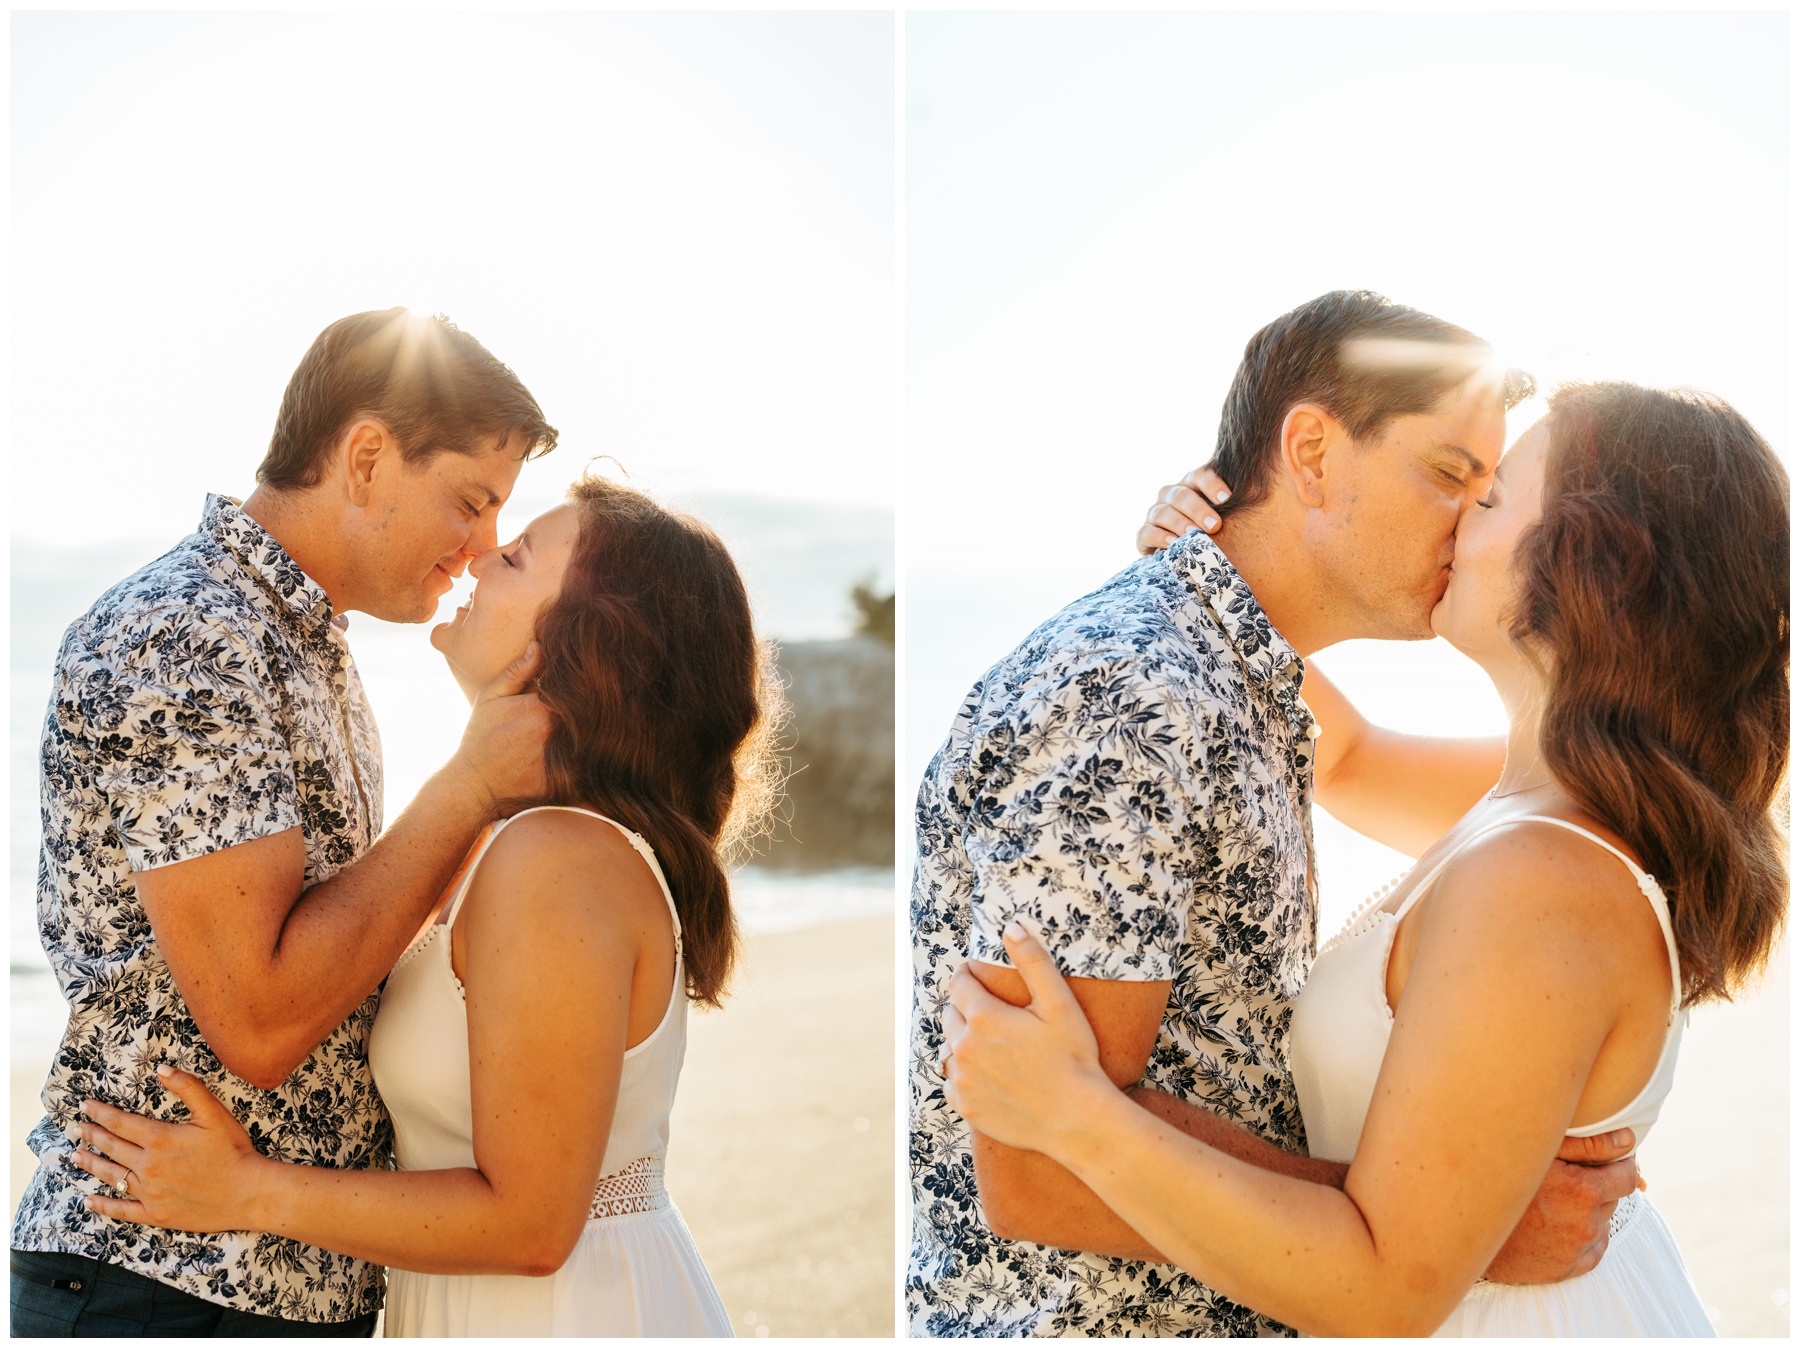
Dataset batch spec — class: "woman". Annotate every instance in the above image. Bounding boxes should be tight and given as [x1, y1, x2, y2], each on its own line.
[68, 474, 778, 1336]
[941, 381, 1787, 1336]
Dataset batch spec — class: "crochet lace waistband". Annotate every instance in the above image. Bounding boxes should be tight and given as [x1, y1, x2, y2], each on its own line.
[587, 1152, 671, 1221]
[1607, 1187, 1642, 1239]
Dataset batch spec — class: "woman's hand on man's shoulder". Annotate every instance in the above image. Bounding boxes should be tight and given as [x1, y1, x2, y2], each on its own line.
[1136, 464, 1231, 554]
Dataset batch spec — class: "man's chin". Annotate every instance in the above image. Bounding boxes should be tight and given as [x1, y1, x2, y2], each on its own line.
[401, 569, 459, 625]
[1367, 598, 1440, 643]
[389, 589, 452, 626]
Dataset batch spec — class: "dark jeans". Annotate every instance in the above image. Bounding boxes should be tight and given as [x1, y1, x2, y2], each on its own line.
[10, 1251, 377, 1338]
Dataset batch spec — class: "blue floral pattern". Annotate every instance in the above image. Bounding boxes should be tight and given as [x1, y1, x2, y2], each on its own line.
[909, 531, 1319, 1337]
[11, 495, 389, 1324]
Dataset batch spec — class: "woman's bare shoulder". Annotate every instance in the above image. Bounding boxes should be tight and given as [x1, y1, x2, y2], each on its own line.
[462, 806, 668, 933]
[1421, 814, 1668, 985]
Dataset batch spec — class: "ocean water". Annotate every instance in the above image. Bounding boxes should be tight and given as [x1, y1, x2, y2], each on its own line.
[9, 493, 896, 1058]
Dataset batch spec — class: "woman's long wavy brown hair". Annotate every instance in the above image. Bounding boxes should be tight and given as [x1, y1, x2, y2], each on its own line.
[1511, 382, 1788, 1005]
[530, 473, 783, 1007]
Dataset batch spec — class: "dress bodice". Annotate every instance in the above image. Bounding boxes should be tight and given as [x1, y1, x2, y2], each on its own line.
[1290, 814, 1687, 1165]
[367, 807, 733, 1337]
[368, 806, 690, 1186]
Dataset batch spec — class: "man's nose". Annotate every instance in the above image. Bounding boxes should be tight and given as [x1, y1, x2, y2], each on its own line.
[465, 515, 501, 560]
[465, 544, 501, 579]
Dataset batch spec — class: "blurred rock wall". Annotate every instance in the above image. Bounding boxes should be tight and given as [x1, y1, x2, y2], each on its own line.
[761, 636, 894, 870]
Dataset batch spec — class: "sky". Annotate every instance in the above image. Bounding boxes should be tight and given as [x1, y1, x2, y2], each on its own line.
[10, 12, 896, 551]
[899, 29, 1789, 1323]
[904, 9, 1790, 792]
[8, 14, 1785, 1327]
[8, 7, 899, 969]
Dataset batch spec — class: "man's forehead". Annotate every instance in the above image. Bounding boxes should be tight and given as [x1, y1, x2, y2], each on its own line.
[1435, 373, 1509, 422]
[1425, 385, 1507, 452]
[438, 438, 527, 501]
[1380, 406, 1501, 478]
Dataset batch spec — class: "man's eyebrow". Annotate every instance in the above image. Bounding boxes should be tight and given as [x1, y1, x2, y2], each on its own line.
[1434, 443, 1492, 477]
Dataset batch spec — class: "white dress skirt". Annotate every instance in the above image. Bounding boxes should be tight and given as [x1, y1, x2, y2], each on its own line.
[367, 807, 734, 1337]
[1289, 814, 1713, 1337]
[1431, 1195, 1709, 1336]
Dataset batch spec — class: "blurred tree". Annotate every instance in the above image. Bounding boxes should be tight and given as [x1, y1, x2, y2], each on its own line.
[849, 575, 894, 646]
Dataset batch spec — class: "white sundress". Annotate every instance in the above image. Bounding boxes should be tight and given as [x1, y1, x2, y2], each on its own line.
[1289, 814, 1713, 1337]
[367, 805, 733, 1337]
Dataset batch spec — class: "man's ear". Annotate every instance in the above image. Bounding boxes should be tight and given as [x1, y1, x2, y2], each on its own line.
[338, 419, 395, 508]
[1276, 403, 1339, 508]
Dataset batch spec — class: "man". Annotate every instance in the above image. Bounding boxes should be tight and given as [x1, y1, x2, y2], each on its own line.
[908, 291, 1638, 1336]
[11, 310, 557, 1334]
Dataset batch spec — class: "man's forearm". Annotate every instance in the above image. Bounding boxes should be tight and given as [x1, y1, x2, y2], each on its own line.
[1128, 1087, 1348, 1188]
[973, 1127, 1166, 1260]
[195, 767, 496, 1086]
[973, 1084, 1345, 1259]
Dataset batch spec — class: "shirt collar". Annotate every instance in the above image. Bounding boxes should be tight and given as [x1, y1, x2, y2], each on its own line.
[201, 494, 338, 637]
[1162, 529, 1305, 694]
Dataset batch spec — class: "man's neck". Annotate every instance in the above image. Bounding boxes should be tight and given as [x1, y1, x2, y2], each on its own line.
[1209, 512, 1344, 658]
[241, 484, 353, 613]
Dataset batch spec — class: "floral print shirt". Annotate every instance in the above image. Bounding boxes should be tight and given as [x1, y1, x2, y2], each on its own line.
[908, 530, 1319, 1337]
[11, 494, 390, 1323]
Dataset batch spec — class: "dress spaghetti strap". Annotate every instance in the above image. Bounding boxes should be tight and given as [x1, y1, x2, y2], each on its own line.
[443, 806, 684, 958]
[1390, 813, 1681, 1022]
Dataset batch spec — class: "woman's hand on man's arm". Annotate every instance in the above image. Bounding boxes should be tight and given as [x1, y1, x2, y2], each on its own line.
[953, 954, 1173, 1258]
[947, 920, 1641, 1320]
[947, 934, 1347, 1260]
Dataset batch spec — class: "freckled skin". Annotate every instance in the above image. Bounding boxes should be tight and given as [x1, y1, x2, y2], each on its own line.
[1314, 386, 1509, 643]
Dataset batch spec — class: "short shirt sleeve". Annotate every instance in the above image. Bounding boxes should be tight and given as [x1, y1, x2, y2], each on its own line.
[72, 611, 303, 871]
[961, 658, 1205, 982]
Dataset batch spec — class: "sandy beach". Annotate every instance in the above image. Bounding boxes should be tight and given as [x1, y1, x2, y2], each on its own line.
[1627, 942, 1788, 1337]
[9, 921, 1781, 1335]
[668, 913, 895, 1338]
[10, 913, 895, 1338]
